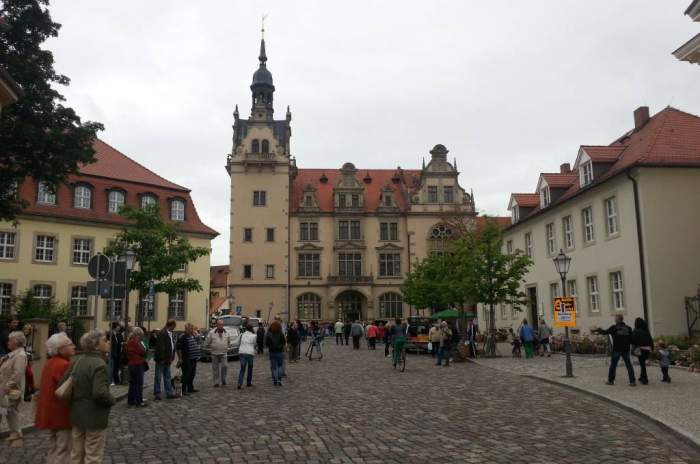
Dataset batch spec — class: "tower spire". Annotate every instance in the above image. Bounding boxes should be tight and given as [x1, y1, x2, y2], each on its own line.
[259, 14, 268, 64]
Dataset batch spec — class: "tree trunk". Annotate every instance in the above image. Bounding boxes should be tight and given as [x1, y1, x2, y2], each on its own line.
[485, 303, 498, 357]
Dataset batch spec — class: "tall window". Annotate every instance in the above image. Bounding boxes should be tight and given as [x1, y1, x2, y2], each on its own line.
[303, 194, 314, 207]
[251, 139, 260, 153]
[253, 191, 267, 206]
[108, 190, 125, 213]
[171, 199, 185, 221]
[604, 196, 619, 236]
[512, 206, 520, 223]
[261, 139, 269, 153]
[350, 220, 361, 240]
[506, 240, 513, 254]
[265, 265, 275, 279]
[351, 194, 360, 208]
[587, 276, 600, 312]
[582, 207, 595, 243]
[549, 282, 559, 303]
[379, 253, 401, 277]
[338, 194, 347, 208]
[35, 235, 55, 262]
[524, 232, 533, 259]
[581, 161, 594, 186]
[105, 299, 123, 320]
[380, 222, 398, 241]
[266, 228, 275, 242]
[566, 279, 577, 299]
[37, 182, 56, 205]
[168, 290, 186, 320]
[0, 283, 13, 315]
[33, 284, 52, 306]
[562, 215, 574, 249]
[297, 293, 321, 320]
[338, 220, 360, 240]
[545, 223, 556, 255]
[610, 271, 624, 310]
[141, 195, 156, 209]
[541, 187, 551, 207]
[243, 265, 252, 279]
[243, 228, 253, 242]
[0, 231, 16, 260]
[298, 253, 320, 277]
[378, 292, 403, 319]
[443, 186, 454, 203]
[72, 238, 91, 265]
[70, 286, 88, 316]
[338, 253, 362, 277]
[300, 222, 318, 241]
[427, 186, 438, 203]
[74, 185, 91, 209]
[382, 193, 392, 207]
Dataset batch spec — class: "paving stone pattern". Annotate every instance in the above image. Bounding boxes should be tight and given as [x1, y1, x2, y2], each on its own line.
[1, 343, 699, 463]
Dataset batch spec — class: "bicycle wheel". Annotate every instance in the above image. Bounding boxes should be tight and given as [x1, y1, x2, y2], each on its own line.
[399, 348, 406, 372]
[317, 342, 323, 361]
[306, 343, 313, 361]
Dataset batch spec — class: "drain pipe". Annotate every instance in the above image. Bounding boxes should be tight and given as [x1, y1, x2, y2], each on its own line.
[626, 169, 650, 324]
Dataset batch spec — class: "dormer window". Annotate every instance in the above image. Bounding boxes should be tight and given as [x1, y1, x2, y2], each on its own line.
[74, 185, 92, 209]
[304, 194, 313, 207]
[141, 194, 157, 210]
[338, 194, 347, 208]
[171, 199, 185, 221]
[512, 206, 520, 223]
[37, 182, 56, 205]
[580, 161, 594, 187]
[540, 186, 551, 207]
[351, 194, 360, 208]
[251, 139, 260, 153]
[383, 193, 392, 207]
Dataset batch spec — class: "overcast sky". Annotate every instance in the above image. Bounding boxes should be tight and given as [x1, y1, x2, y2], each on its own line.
[45, 1, 699, 265]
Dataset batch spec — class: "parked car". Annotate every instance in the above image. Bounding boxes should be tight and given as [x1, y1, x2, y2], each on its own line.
[199, 316, 241, 362]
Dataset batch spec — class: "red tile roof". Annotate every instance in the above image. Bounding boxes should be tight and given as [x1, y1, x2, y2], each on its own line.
[511, 193, 540, 207]
[541, 172, 577, 188]
[580, 146, 624, 163]
[476, 216, 511, 229]
[18, 139, 218, 238]
[509, 107, 700, 228]
[210, 265, 229, 288]
[291, 168, 422, 213]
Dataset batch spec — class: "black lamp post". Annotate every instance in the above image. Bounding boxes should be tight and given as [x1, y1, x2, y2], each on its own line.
[552, 249, 574, 378]
[122, 249, 137, 331]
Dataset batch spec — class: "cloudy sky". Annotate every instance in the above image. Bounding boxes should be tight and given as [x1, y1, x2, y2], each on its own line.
[45, 1, 699, 265]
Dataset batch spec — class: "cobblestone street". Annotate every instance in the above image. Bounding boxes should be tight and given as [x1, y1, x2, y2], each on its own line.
[2, 343, 699, 463]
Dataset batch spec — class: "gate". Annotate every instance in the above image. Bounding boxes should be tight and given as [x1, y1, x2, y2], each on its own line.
[686, 286, 700, 338]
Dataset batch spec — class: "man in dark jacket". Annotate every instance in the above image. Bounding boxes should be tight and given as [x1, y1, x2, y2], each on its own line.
[0, 316, 19, 355]
[594, 315, 636, 386]
[106, 322, 123, 385]
[153, 319, 178, 399]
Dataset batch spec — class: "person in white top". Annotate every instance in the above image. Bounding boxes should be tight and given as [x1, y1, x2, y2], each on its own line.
[205, 319, 232, 387]
[237, 324, 257, 389]
[334, 320, 344, 346]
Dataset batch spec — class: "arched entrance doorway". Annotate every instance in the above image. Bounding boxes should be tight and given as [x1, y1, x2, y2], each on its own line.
[336, 290, 365, 322]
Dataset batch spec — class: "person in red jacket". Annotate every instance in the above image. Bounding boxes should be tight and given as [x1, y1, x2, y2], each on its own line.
[366, 322, 379, 350]
[35, 332, 75, 463]
[126, 327, 147, 407]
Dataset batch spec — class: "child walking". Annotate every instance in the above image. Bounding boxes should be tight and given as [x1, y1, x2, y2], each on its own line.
[657, 340, 672, 383]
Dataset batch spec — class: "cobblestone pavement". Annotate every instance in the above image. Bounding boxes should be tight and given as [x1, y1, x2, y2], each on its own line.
[476, 343, 700, 445]
[2, 343, 699, 463]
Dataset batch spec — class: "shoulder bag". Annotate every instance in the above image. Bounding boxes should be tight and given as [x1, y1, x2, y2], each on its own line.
[55, 357, 82, 402]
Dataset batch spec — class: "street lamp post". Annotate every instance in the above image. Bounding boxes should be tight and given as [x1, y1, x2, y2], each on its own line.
[122, 249, 137, 331]
[553, 249, 574, 378]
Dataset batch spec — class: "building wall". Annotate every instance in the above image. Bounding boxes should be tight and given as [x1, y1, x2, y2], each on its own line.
[637, 168, 700, 336]
[493, 174, 644, 335]
[0, 216, 211, 331]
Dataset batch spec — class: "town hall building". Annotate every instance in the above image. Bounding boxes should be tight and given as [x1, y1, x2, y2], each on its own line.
[225, 35, 478, 322]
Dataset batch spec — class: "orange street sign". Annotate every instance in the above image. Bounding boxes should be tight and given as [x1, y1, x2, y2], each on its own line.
[553, 297, 576, 328]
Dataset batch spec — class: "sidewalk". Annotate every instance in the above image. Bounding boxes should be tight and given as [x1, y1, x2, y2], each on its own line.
[471, 342, 700, 447]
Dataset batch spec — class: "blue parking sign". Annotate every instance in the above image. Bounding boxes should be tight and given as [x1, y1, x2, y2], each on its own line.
[235, 306, 242, 315]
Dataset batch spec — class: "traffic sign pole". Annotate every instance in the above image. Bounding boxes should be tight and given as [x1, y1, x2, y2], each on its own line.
[561, 275, 574, 378]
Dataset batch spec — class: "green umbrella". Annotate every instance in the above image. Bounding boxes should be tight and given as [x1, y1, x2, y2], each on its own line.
[430, 309, 460, 319]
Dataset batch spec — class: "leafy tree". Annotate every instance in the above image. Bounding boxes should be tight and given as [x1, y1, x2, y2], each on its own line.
[8, 289, 85, 337]
[104, 205, 210, 298]
[401, 254, 453, 313]
[0, 0, 103, 221]
[468, 218, 531, 357]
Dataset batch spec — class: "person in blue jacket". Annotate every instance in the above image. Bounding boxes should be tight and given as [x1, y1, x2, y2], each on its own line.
[519, 319, 536, 359]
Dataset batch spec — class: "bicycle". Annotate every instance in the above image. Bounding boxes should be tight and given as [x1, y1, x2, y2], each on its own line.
[391, 340, 407, 372]
[306, 335, 323, 361]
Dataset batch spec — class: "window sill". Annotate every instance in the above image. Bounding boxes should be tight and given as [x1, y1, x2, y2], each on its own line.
[377, 276, 402, 279]
[604, 233, 621, 242]
[32, 260, 57, 266]
[296, 276, 322, 280]
[582, 240, 596, 249]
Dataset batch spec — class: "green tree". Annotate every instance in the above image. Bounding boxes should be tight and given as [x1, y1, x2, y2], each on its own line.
[104, 205, 210, 298]
[0, 0, 103, 221]
[468, 218, 531, 357]
[401, 254, 453, 313]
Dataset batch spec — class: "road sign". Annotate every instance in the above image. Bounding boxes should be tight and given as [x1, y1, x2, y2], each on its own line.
[235, 306, 242, 315]
[88, 254, 111, 279]
[105, 261, 127, 285]
[148, 280, 155, 297]
[87, 281, 125, 299]
[553, 297, 576, 328]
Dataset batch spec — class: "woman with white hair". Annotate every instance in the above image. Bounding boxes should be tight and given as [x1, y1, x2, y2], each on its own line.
[0, 330, 28, 444]
[69, 330, 116, 463]
[35, 332, 75, 463]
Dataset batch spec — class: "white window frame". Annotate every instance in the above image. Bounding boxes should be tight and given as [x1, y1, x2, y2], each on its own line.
[265, 264, 275, 279]
[108, 190, 125, 214]
[610, 271, 624, 310]
[562, 215, 574, 250]
[0, 283, 13, 315]
[141, 195, 156, 209]
[70, 285, 89, 316]
[540, 186, 551, 207]
[171, 199, 185, 221]
[549, 282, 560, 303]
[168, 290, 186, 320]
[35, 235, 55, 262]
[37, 182, 56, 205]
[0, 231, 16, 260]
[33, 284, 52, 305]
[581, 161, 593, 186]
[72, 238, 91, 265]
[512, 206, 519, 223]
[253, 190, 267, 207]
[566, 279, 577, 299]
[604, 196, 619, 236]
[525, 232, 533, 259]
[74, 185, 91, 209]
[587, 276, 600, 312]
[545, 222, 556, 255]
[582, 207, 595, 244]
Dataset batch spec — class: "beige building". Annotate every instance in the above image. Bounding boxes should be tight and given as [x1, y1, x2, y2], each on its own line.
[491, 106, 700, 338]
[0, 139, 218, 331]
[673, 0, 700, 65]
[226, 37, 476, 322]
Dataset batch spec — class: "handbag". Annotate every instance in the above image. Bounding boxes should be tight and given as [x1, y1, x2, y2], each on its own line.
[427, 342, 433, 351]
[55, 358, 82, 402]
[631, 346, 642, 357]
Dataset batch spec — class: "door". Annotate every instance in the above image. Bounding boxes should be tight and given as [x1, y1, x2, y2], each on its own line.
[337, 291, 364, 322]
[527, 287, 539, 331]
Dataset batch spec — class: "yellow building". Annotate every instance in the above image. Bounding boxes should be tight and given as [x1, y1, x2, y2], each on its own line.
[0, 139, 218, 331]
[226, 36, 477, 321]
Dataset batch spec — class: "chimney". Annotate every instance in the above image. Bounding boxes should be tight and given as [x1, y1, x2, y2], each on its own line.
[560, 163, 571, 174]
[633, 106, 650, 131]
